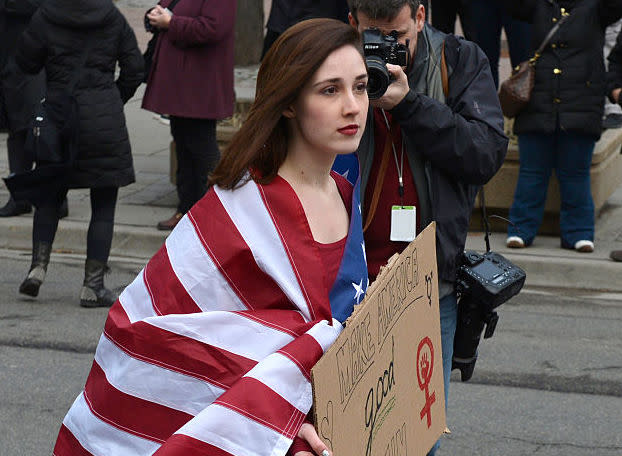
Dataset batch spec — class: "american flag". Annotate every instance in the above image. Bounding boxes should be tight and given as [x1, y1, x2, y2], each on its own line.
[54, 172, 368, 455]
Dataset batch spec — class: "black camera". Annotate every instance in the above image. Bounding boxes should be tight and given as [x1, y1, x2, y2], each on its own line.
[452, 250, 526, 381]
[362, 28, 410, 99]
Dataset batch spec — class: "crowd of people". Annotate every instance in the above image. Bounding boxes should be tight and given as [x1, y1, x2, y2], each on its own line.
[1, 0, 622, 455]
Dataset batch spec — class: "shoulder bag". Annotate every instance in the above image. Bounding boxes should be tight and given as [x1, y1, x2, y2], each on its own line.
[498, 14, 569, 118]
[4, 38, 94, 204]
[143, 0, 182, 83]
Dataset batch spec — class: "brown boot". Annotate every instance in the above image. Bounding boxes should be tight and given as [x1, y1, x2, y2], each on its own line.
[157, 212, 183, 231]
[610, 250, 622, 262]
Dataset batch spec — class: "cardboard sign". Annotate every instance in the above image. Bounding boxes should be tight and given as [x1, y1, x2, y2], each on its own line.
[312, 223, 445, 456]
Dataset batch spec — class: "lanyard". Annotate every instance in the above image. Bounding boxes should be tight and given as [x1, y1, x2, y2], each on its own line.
[381, 109, 405, 206]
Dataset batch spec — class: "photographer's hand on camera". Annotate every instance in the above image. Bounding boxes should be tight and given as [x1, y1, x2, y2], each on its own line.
[147, 5, 172, 30]
[371, 63, 410, 111]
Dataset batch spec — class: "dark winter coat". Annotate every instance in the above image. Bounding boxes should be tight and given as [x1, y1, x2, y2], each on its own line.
[504, 0, 622, 139]
[0, 0, 45, 132]
[141, 0, 236, 120]
[16, 0, 144, 189]
[356, 25, 508, 285]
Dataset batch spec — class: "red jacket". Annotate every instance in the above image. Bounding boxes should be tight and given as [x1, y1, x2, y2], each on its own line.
[142, 0, 236, 119]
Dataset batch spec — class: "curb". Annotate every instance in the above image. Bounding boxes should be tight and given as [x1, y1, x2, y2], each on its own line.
[0, 216, 166, 261]
[3, 217, 621, 292]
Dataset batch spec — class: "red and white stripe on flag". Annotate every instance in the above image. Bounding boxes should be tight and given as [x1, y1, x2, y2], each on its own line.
[54, 179, 344, 456]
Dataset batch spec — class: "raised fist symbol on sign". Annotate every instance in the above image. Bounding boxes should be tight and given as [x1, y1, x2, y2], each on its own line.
[417, 336, 436, 428]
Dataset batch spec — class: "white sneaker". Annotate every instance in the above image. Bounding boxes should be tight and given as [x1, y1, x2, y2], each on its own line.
[574, 240, 594, 253]
[506, 236, 525, 248]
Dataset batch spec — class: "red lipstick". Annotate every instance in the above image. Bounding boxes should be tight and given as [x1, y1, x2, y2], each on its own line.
[338, 124, 359, 136]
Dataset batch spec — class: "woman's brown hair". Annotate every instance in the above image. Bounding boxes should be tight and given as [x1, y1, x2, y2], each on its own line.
[210, 18, 362, 189]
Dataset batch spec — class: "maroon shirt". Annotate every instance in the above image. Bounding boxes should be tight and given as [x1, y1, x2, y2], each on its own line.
[364, 109, 420, 280]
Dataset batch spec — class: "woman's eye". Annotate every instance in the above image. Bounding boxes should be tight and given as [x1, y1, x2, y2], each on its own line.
[322, 86, 337, 95]
[355, 82, 368, 93]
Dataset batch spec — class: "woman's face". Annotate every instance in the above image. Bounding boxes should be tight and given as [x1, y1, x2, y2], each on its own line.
[286, 44, 369, 158]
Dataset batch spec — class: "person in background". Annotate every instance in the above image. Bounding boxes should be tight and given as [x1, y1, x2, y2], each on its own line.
[606, 24, 622, 262]
[343, 0, 507, 454]
[142, 1, 236, 231]
[16, 0, 143, 306]
[429, 0, 475, 40]
[603, 19, 622, 129]
[471, 0, 531, 88]
[0, 0, 44, 217]
[504, 0, 622, 253]
[52, 18, 369, 456]
[262, 0, 349, 58]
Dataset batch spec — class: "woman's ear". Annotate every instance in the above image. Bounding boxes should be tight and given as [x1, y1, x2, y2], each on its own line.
[282, 106, 296, 119]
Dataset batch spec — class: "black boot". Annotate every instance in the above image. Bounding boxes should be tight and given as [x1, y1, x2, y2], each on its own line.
[19, 242, 52, 297]
[79, 259, 117, 308]
[0, 197, 32, 217]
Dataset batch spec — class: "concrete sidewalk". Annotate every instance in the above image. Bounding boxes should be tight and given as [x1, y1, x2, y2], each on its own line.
[1, 5, 621, 293]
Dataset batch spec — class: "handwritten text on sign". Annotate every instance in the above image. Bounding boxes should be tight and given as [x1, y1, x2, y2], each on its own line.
[312, 223, 446, 456]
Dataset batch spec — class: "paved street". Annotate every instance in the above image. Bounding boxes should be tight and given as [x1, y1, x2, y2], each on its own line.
[1, 3, 622, 455]
[1, 250, 621, 455]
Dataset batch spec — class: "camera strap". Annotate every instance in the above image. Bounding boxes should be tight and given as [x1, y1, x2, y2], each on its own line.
[479, 187, 491, 253]
[363, 129, 392, 233]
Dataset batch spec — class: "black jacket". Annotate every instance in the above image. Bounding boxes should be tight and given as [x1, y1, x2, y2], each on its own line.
[504, 0, 622, 139]
[16, 0, 144, 189]
[357, 26, 508, 285]
[0, 0, 45, 132]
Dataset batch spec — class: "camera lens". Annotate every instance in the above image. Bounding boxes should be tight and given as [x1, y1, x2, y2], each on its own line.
[365, 56, 391, 100]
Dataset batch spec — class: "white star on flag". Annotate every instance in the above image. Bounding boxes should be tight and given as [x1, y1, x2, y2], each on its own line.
[352, 279, 364, 304]
[340, 169, 349, 180]
[361, 242, 366, 263]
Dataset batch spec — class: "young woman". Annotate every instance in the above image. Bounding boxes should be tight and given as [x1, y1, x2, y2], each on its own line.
[53, 19, 369, 456]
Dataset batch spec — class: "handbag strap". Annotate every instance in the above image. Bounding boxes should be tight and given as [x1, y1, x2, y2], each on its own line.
[530, 13, 570, 65]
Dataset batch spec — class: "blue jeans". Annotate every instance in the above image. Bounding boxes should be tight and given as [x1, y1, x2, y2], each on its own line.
[471, 0, 531, 88]
[508, 131, 595, 247]
[427, 293, 458, 456]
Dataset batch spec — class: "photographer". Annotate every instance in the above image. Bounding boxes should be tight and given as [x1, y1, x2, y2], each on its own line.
[345, 0, 507, 453]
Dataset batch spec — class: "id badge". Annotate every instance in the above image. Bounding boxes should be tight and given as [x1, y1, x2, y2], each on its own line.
[390, 205, 416, 242]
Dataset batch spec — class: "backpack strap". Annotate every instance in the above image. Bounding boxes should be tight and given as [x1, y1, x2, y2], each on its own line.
[440, 40, 449, 99]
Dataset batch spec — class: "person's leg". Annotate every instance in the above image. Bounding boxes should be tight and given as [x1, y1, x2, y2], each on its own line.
[86, 187, 118, 263]
[427, 292, 458, 456]
[431, 0, 458, 35]
[471, 0, 503, 87]
[19, 187, 66, 297]
[1, 129, 33, 216]
[457, 0, 476, 41]
[554, 132, 595, 249]
[185, 118, 219, 209]
[158, 116, 188, 230]
[81, 187, 119, 308]
[603, 20, 622, 127]
[503, 13, 532, 69]
[261, 29, 281, 60]
[508, 133, 555, 245]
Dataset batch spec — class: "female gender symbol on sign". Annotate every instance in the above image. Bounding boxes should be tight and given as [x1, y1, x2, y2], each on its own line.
[416, 336, 436, 428]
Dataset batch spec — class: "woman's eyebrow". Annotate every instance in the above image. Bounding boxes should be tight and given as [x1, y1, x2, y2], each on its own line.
[312, 74, 368, 87]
